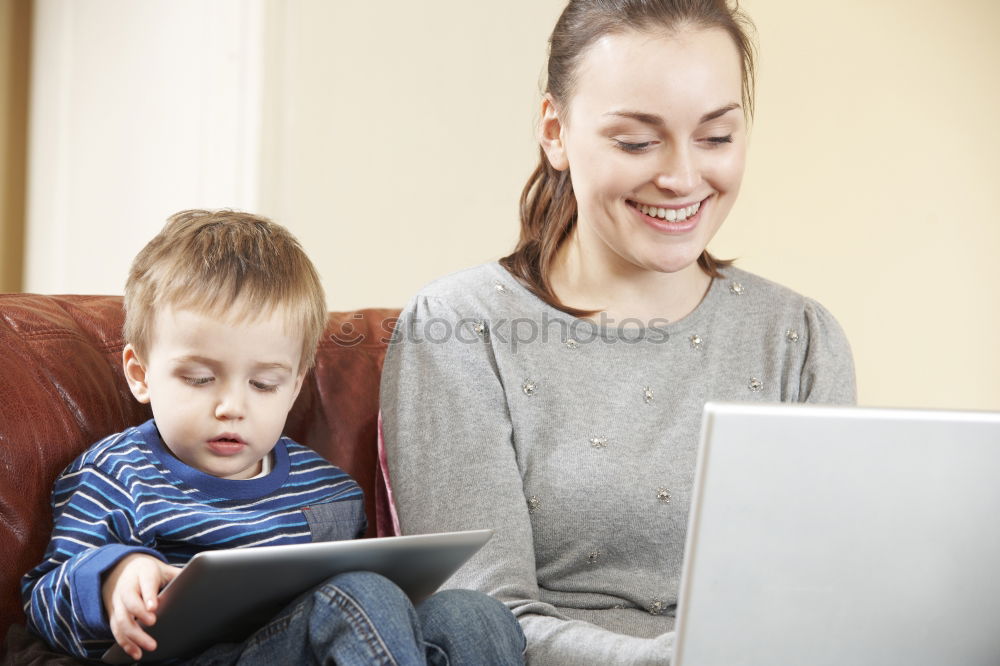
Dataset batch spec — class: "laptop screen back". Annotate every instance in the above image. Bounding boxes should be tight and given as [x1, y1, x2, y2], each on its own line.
[674, 403, 1000, 666]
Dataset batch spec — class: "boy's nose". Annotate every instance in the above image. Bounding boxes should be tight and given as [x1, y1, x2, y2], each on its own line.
[215, 387, 246, 420]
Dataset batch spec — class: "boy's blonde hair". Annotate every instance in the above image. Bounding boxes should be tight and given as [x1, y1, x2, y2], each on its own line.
[124, 209, 328, 369]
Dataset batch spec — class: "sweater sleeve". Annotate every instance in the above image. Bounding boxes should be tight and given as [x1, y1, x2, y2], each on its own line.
[798, 298, 857, 405]
[380, 294, 673, 665]
[21, 461, 164, 658]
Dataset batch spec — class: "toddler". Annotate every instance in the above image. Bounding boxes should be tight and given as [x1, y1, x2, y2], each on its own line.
[21, 210, 524, 664]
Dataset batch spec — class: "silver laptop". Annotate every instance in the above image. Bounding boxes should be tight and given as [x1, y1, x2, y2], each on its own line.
[103, 529, 492, 663]
[674, 403, 1000, 666]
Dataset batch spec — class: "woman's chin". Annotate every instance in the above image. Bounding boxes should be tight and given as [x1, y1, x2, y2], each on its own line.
[634, 248, 710, 276]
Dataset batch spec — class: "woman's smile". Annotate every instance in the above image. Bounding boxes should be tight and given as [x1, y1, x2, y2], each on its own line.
[626, 197, 708, 234]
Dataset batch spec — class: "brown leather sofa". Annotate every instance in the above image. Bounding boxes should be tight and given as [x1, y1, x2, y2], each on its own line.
[0, 293, 401, 662]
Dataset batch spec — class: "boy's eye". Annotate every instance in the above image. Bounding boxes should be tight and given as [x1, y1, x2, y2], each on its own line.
[184, 376, 213, 386]
[250, 380, 279, 393]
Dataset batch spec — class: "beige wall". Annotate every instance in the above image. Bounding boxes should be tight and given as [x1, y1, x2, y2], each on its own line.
[0, 0, 30, 293]
[19, 0, 1000, 410]
[716, 0, 1000, 409]
[257, 1, 565, 307]
[266, 0, 1000, 410]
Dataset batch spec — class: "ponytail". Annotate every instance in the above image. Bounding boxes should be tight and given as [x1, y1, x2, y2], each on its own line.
[499, 147, 589, 316]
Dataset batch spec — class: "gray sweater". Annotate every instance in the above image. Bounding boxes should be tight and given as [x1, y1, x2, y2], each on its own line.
[380, 262, 856, 665]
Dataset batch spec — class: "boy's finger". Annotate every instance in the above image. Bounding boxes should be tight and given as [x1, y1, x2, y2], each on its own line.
[121, 590, 156, 627]
[120, 639, 141, 662]
[127, 625, 158, 653]
[113, 610, 157, 654]
[109, 612, 144, 660]
[117, 630, 145, 662]
[139, 573, 162, 615]
[120, 632, 153, 661]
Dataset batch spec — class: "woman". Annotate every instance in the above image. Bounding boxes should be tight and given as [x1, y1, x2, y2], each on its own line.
[380, 1, 855, 663]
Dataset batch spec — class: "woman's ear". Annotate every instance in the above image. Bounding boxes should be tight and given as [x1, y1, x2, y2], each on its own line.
[539, 95, 569, 172]
[122, 344, 151, 404]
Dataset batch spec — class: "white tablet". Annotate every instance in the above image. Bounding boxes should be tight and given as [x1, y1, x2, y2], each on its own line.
[102, 529, 493, 663]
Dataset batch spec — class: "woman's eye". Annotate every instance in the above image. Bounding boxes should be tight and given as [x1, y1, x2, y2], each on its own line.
[614, 140, 654, 153]
[251, 380, 279, 393]
[184, 376, 213, 386]
[704, 134, 734, 145]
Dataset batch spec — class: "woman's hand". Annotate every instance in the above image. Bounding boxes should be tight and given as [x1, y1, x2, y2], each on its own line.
[100, 553, 181, 661]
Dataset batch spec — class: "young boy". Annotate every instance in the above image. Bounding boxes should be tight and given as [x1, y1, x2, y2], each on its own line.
[21, 210, 524, 664]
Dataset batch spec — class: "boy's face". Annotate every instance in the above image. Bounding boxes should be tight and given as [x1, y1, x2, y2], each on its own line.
[123, 304, 306, 479]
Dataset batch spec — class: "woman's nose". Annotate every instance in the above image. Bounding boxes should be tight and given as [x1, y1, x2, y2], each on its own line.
[653, 145, 700, 196]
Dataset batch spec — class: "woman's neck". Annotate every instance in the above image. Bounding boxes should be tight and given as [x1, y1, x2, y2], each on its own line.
[548, 233, 714, 326]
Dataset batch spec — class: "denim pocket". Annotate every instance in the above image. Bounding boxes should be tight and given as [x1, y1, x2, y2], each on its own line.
[302, 499, 366, 542]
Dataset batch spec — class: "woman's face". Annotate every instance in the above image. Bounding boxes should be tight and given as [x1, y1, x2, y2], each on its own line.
[542, 28, 746, 277]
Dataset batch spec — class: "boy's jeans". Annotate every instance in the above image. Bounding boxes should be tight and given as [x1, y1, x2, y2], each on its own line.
[185, 571, 525, 665]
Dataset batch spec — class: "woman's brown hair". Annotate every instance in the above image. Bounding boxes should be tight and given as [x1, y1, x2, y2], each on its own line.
[500, 0, 756, 316]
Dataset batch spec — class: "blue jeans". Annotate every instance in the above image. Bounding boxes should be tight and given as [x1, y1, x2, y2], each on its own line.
[186, 571, 525, 665]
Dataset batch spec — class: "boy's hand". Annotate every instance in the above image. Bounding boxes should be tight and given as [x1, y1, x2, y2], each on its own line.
[101, 553, 181, 661]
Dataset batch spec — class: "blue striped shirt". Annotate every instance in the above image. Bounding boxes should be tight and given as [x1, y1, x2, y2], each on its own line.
[21, 419, 365, 659]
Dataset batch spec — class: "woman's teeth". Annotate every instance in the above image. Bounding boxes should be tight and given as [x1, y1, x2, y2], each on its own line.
[637, 201, 701, 222]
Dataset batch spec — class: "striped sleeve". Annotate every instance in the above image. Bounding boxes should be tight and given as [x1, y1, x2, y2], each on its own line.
[21, 443, 162, 658]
